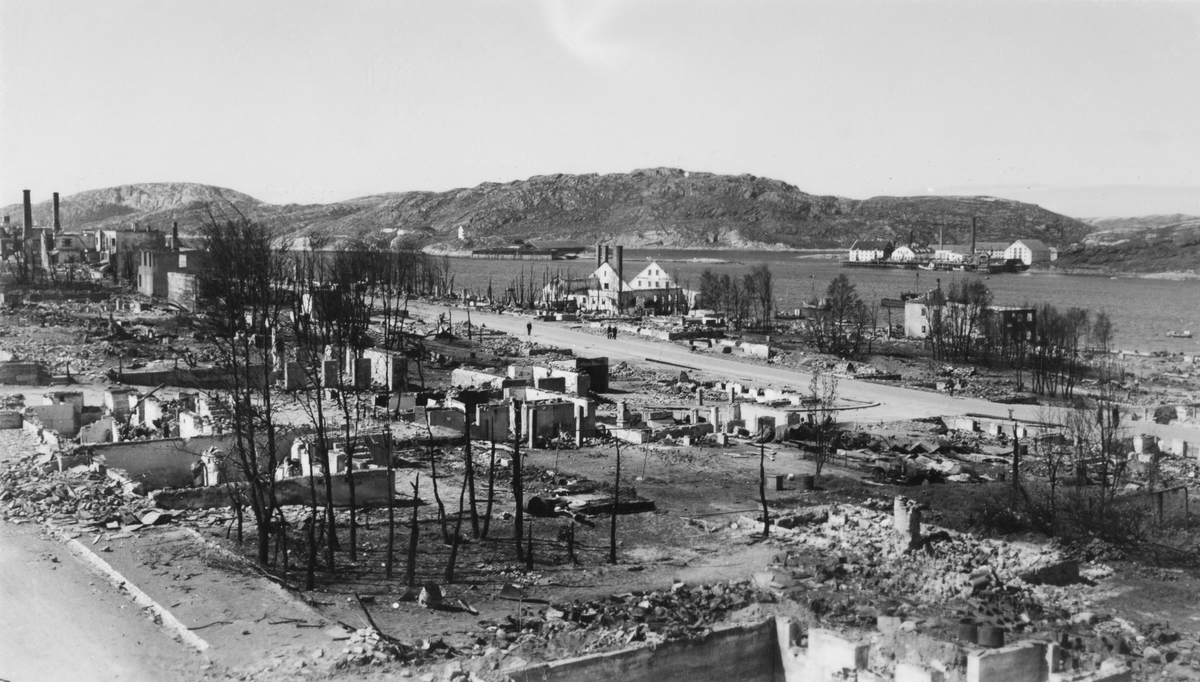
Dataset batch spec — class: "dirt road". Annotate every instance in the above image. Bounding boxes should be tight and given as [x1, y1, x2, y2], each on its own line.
[417, 302, 1197, 442]
[0, 522, 205, 682]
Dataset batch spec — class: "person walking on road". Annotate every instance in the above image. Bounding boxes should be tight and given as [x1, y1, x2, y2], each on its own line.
[526, 321, 533, 337]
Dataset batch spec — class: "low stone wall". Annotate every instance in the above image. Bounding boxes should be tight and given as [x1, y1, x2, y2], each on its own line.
[151, 469, 396, 509]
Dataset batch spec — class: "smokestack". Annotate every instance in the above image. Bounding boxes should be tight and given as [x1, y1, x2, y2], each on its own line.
[603, 244, 611, 264]
[615, 245, 624, 311]
[970, 217, 977, 259]
[595, 244, 602, 269]
[53, 192, 61, 232]
[22, 190, 32, 240]
[938, 223, 943, 252]
[172, 221, 180, 251]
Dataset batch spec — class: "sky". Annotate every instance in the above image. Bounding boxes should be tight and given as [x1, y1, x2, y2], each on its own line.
[2, 0, 1199, 218]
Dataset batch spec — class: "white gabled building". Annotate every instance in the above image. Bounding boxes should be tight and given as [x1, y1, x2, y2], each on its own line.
[1005, 239, 1052, 266]
[933, 245, 972, 264]
[629, 261, 674, 290]
[847, 240, 894, 262]
[581, 259, 693, 313]
[890, 245, 933, 263]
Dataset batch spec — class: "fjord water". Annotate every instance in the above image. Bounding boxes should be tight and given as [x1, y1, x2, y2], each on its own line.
[447, 249, 1200, 355]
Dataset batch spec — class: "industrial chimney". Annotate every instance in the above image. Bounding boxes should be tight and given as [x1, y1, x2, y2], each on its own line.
[970, 217, 977, 262]
[615, 245, 624, 311]
[22, 190, 32, 240]
[595, 244, 602, 269]
[53, 192, 61, 232]
[172, 221, 180, 251]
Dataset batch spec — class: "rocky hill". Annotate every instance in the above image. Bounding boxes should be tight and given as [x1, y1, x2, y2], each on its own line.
[2, 171, 1091, 251]
[1054, 214, 1200, 274]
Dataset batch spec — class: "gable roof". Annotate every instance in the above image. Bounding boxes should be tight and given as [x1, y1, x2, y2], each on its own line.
[849, 240, 893, 251]
[1011, 239, 1049, 251]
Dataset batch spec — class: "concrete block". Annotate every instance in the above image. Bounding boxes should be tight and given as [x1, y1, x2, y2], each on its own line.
[808, 628, 868, 680]
[896, 661, 945, 682]
[0, 411, 22, 429]
[322, 360, 339, 387]
[967, 641, 1047, 682]
[353, 357, 372, 389]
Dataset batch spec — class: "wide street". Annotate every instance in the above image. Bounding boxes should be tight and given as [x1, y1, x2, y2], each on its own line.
[0, 521, 202, 682]
[414, 301, 1199, 444]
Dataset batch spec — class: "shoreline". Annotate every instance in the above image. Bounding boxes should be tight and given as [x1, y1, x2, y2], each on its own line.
[1043, 265, 1200, 280]
[426, 245, 1196, 280]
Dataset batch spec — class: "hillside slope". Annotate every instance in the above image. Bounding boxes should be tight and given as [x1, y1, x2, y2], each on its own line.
[1054, 214, 1200, 274]
[3, 171, 1091, 251]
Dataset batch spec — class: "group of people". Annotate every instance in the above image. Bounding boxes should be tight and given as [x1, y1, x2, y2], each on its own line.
[605, 325, 618, 339]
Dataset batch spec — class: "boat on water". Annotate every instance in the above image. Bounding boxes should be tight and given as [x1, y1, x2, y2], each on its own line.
[917, 262, 937, 271]
[1167, 331, 1194, 338]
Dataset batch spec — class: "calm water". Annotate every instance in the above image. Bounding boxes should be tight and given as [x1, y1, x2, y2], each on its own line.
[446, 249, 1200, 355]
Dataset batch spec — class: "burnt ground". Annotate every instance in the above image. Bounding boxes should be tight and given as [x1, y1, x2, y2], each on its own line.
[3, 288, 1200, 680]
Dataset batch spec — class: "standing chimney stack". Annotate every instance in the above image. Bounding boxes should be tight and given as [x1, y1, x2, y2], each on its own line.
[615, 245, 625, 312]
[172, 221, 180, 251]
[970, 217, 977, 262]
[53, 192, 61, 232]
[595, 244, 602, 269]
[22, 190, 33, 241]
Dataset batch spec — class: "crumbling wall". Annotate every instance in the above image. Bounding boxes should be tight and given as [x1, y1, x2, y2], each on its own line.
[93, 430, 302, 491]
[551, 356, 608, 392]
[452, 367, 507, 390]
[473, 403, 510, 441]
[426, 407, 466, 432]
[512, 619, 779, 682]
[24, 404, 79, 436]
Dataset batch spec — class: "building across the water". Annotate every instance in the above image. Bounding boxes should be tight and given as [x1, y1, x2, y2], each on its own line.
[846, 240, 894, 262]
[471, 240, 587, 260]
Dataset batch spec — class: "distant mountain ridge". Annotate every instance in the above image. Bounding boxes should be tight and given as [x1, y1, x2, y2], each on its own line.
[2, 171, 1092, 252]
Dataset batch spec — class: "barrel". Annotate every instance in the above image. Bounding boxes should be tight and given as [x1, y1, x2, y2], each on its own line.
[978, 625, 1006, 648]
[957, 618, 978, 643]
[799, 475, 815, 491]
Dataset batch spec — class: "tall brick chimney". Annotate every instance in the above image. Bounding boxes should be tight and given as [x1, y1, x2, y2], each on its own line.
[22, 190, 33, 240]
[595, 244, 602, 269]
[970, 217, 977, 261]
[172, 221, 180, 251]
[53, 192, 61, 232]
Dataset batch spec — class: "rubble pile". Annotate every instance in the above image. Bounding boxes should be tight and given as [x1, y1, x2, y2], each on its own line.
[335, 627, 409, 668]
[0, 453, 134, 526]
[758, 503, 1079, 607]
[462, 579, 776, 668]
